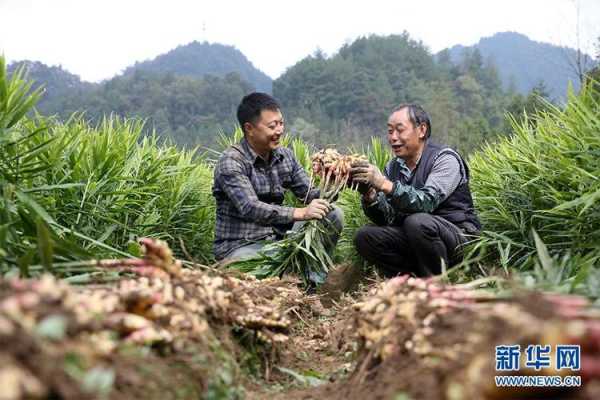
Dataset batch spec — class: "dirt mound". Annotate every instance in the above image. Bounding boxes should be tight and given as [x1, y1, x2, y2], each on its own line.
[0, 239, 323, 399]
[3, 240, 600, 400]
[300, 276, 600, 400]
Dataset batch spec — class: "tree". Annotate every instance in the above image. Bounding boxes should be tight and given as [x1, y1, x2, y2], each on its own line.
[505, 81, 553, 130]
[274, 33, 517, 154]
[561, 0, 595, 85]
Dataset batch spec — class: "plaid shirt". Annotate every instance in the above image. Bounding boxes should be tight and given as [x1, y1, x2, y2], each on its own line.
[212, 138, 319, 259]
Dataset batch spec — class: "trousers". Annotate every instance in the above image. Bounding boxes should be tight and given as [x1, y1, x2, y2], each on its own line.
[354, 213, 469, 277]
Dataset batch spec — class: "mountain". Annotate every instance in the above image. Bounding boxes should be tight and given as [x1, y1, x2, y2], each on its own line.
[7, 60, 96, 116]
[442, 32, 595, 101]
[123, 41, 272, 93]
[274, 33, 516, 153]
[75, 70, 253, 148]
[9, 33, 580, 153]
[7, 60, 254, 148]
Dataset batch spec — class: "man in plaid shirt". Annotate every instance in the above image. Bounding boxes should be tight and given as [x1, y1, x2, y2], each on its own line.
[213, 93, 343, 262]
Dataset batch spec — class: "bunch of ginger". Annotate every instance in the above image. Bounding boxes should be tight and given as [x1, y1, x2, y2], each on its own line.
[0, 239, 321, 399]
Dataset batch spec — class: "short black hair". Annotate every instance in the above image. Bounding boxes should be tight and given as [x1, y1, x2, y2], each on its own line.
[392, 103, 432, 138]
[237, 92, 281, 134]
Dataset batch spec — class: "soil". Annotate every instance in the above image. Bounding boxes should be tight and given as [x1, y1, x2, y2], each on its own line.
[1, 264, 600, 400]
[243, 277, 600, 400]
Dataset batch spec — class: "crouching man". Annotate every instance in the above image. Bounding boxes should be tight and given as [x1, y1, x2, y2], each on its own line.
[351, 104, 480, 277]
[213, 92, 343, 267]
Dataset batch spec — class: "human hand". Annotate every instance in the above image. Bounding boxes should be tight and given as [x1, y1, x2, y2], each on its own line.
[362, 187, 377, 204]
[351, 181, 370, 195]
[295, 199, 331, 221]
[346, 160, 371, 194]
[350, 161, 387, 191]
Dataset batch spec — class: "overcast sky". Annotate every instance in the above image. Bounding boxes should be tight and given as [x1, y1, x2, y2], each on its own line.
[1, 0, 598, 82]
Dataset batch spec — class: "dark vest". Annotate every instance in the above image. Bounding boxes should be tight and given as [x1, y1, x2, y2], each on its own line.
[408, 141, 481, 231]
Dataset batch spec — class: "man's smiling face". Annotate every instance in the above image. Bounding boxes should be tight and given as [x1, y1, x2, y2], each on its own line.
[245, 109, 285, 157]
[387, 107, 426, 159]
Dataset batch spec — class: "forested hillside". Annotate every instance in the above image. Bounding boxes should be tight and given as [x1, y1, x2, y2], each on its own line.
[275, 33, 533, 153]
[70, 70, 252, 148]
[10, 33, 572, 153]
[7, 61, 96, 116]
[445, 32, 595, 101]
[124, 41, 272, 93]
[9, 64, 253, 148]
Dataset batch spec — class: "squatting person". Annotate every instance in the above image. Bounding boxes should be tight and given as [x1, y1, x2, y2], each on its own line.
[350, 103, 480, 277]
[212, 92, 343, 278]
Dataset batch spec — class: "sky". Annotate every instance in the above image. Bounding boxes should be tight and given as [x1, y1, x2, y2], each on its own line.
[1, 0, 598, 82]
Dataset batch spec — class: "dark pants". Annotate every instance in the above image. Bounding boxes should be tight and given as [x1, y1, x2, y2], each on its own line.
[354, 213, 468, 277]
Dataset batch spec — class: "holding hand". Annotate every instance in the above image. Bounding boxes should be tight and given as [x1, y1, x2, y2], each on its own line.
[362, 187, 377, 203]
[294, 199, 332, 221]
[350, 160, 387, 191]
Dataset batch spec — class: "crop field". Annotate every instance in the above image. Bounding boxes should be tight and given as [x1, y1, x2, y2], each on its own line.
[1, 57, 600, 399]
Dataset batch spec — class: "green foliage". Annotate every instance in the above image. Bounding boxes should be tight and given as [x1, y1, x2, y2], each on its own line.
[7, 47, 600, 303]
[216, 126, 244, 152]
[467, 82, 600, 296]
[0, 56, 84, 274]
[9, 41, 272, 150]
[8, 64, 253, 150]
[274, 33, 518, 154]
[124, 41, 272, 93]
[445, 32, 591, 101]
[335, 137, 391, 265]
[0, 59, 44, 131]
[518, 230, 600, 295]
[289, 136, 313, 171]
[42, 117, 216, 264]
[335, 189, 369, 265]
[226, 218, 336, 286]
[1, 56, 216, 276]
[12, 33, 587, 159]
[11, 33, 529, 155]
[7, 60, 96, 116]
[504, 81, 554, 129]
[365, 136, 391, 171]
[76, 70, 252, 149]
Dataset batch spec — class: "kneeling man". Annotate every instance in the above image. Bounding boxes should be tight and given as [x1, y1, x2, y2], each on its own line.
[351, 104, 480, 277]
[213, 93, 343, 264]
